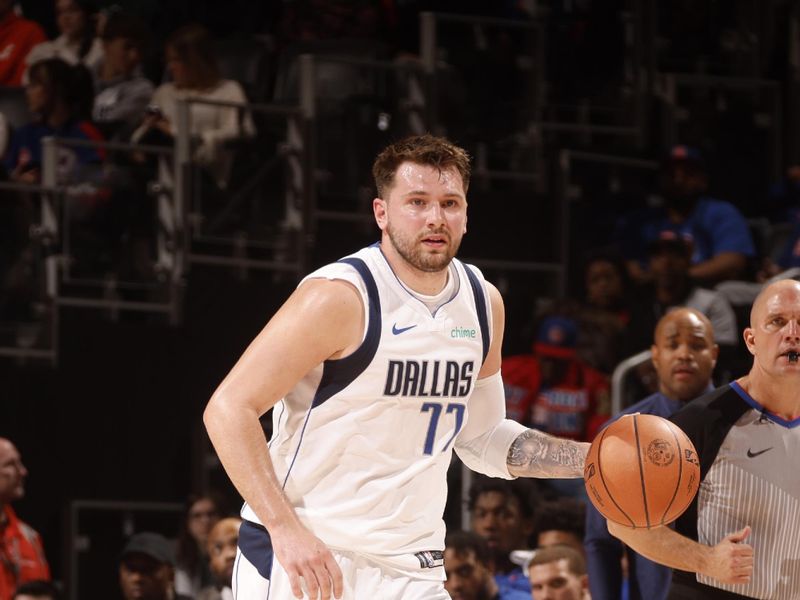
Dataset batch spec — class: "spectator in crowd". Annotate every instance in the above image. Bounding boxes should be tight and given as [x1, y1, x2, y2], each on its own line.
[469, 476, 541, 597]
[3, 58, 103, 184]
[503, 316, 610, 443]
[618, 145, 756, 285]
[91, 12, 153, 140]
[119, 532, 191, 600]
[527, 545, 591, 600]
[131, 23, 254, 190]
[197, 517, 240, 600]
[585, 308, 718, 600]
[24, 0, 103, 77]
[622, 236, 738, 356]
[533, 499, 586, 558]
[1, 57, 103, 280]
[0, 438, 49, 600]
[0, 0, 46, 86]
[12, 580, 58, 600]
[174, 493, 222, 598]
[574, 248, 633, 374]
[444, 530, 530, 600]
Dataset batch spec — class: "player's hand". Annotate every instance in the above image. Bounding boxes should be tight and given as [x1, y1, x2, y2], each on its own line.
[271, 523, 344, 599]
[705, 526, 753, 584]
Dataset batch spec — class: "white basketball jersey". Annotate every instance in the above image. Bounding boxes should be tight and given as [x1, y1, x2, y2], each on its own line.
[241, 244, 491, 570]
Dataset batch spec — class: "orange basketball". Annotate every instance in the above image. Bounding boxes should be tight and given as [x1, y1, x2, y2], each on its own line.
[583, 413, 700, 528]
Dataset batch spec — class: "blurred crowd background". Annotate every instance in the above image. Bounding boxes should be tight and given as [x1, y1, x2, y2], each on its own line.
[2, 0, 800, 598]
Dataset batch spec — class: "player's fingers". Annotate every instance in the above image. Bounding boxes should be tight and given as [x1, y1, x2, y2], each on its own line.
[288, 569, 304, 599]
[301, 563, 322, 600]
[727, 525, 751, 543]
[324, 553, 344, 598]
[315, 561, 333, 600]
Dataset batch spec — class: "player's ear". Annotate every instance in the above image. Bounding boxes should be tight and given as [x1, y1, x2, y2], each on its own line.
[373, 197, 388, 230]
[650, 344, 659, 368]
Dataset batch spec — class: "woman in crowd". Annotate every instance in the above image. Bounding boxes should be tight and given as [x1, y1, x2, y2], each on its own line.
[175, 493, 224, 598]
[25, 0, 103, 77]
[4, 58, 102, 183]
[132, 23, 253, 190]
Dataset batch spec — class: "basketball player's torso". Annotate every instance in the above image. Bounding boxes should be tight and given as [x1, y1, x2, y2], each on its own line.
[243, 244, 489, 563]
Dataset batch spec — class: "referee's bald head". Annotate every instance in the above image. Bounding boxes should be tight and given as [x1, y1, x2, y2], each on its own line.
[750, 279, 800, 327]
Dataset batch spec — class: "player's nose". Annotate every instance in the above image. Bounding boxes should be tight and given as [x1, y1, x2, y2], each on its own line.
[425, 203, 445, 225]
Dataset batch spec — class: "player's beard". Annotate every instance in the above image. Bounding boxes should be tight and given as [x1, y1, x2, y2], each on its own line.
[385, 223, 461, 273]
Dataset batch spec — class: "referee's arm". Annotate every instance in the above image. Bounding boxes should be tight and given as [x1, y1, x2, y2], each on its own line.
[607, 520, 753, 586]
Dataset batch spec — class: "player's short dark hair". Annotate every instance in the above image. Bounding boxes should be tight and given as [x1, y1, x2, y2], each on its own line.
[532, 498, 586, 541]
[372, 134, 471, 198]
[467, 475, 540, 520]
[13, 579, 60, 600]
[444, 530, 490, 566]
[528, 544, 586, 576]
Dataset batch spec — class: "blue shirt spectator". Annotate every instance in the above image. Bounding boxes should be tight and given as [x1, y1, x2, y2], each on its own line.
[618, 145, 756, 285]
[495, 565, 531, 597]
[584, 307, 718, 600]
[3, 118, 104, 181]
[621, 198, 755, 266]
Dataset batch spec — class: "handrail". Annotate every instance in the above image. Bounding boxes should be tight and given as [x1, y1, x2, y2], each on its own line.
[662, 72, 781, 89]
[50, 136, 174, 156]
[0, 181, 61, 194]
[465, 258, 563, 273]
[179, 96, 304, 115]
[611, 349, 652, 416]
[561, 149, 659, 170]
[67, 499, 183, 600]
[426, 11, 544, 30]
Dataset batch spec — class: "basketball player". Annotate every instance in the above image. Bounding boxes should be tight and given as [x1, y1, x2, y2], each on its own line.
[204, 134, 590, 599]
[609, 278, 800, 599]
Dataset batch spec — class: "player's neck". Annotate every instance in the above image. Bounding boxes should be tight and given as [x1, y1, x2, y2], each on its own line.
[739, 373, 800, 420]
[380, 244, 450, 296]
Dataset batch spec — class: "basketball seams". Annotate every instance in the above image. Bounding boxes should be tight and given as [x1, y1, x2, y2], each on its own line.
[633, 415, 652, 528]
[596, 422, 637, 528]
[660, 423, 684, 525]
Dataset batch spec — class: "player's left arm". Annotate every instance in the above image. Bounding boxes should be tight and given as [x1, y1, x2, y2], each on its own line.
[454, 281, 589, 479]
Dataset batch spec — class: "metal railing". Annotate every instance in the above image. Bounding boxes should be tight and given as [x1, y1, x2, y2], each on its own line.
[65, 499, 183, 600]
[173, 94, 313, 278]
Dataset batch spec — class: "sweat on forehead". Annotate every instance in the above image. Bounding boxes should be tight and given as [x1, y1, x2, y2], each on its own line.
[750, 279, 800, 326]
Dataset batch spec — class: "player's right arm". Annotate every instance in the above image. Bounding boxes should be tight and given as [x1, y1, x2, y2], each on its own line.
[607, 521, 753, 585]
[204, 278, 363, 600]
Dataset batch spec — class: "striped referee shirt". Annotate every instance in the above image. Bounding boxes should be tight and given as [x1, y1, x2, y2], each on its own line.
[669, 382, 800, 599]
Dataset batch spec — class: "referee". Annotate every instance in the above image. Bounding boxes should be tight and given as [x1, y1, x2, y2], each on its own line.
[609, 278, 800, 599]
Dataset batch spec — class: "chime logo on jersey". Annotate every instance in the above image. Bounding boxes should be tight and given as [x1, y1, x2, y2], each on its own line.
[383, 360, 474, 398]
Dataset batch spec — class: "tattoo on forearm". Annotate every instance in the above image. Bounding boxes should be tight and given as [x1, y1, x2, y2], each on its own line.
[506, 429, 589, 478]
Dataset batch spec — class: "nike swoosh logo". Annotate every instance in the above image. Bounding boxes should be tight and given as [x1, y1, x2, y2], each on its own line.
[392, 323, 417, 335]
[747, 447, 773, 458]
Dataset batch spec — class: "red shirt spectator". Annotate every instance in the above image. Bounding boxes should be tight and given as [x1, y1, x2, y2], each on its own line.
[0, 4, 47, 86]
[0, 505, 50, 600]
[503, 316, 610, 442]
[0, 438, 50, 600]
